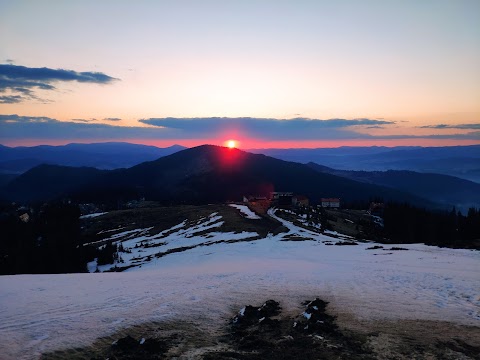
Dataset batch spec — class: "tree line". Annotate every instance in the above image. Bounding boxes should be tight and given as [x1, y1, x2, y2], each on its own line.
[0, 202, 91, 275]
[383, 203, 480, 248]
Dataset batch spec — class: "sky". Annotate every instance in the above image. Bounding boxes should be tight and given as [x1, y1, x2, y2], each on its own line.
[0, 0, 479, 148]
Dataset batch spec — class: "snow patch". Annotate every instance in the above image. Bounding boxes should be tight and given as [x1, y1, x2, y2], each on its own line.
[80, 212, 107, 219]
[229, 204, 261, 219]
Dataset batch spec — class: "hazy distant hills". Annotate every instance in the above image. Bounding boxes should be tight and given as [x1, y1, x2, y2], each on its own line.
[2, 142, 479, 184]
[249, 145, 480, 183]
[3, 145, 432, 207]
[2, 144, 479, 211]
[307, 163, 480, 213]
[0, 142, 186, 174]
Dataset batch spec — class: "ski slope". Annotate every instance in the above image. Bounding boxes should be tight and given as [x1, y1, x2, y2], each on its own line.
[0, 208, 479, 359]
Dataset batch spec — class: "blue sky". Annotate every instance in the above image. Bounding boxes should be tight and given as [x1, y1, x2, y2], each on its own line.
[0, 0, 479, 147]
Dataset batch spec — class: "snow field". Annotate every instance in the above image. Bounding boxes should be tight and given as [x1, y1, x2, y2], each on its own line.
[0, 208, 478, 359]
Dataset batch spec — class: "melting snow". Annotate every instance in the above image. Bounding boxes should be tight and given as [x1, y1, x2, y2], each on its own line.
[79, 212, 108, 219]
[229, 204, 261, 219]
[0, 207, 479, 359]
[87, 213, 258, 272]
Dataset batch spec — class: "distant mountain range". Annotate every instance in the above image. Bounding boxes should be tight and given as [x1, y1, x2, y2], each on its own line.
[2, 142, 479, 183]
[2, 145, 433, 208]
[0, 142, 186, 174]
[307, 163, 480, 213]
[1, 143, 479, 211]
[248, 145, 480, 183]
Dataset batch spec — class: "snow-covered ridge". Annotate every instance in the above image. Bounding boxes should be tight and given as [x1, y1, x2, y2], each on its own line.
[88, 212, 259, 272]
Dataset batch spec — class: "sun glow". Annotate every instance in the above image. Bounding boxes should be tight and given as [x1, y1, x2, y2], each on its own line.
[226, 140, 237, 148]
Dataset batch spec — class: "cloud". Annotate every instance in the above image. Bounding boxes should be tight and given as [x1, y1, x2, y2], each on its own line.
[0, 114, 57, 123]
[0, 95, 23, 104]
[103, 117, 122, 121]
[138, 117, 395, 140]
[367, 131, 480, 140]
[71, 118, 93, 123]
[1, 114, 478, 143]
[423, 131, 480, 139]
[0, 114, 170, 140]
[140, 117, 394, 129]
[418, 123, 480, 130]
[0, 64, 118, 103]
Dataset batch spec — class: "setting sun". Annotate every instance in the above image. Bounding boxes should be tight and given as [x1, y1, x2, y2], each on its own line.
[226, 140, 237, 148]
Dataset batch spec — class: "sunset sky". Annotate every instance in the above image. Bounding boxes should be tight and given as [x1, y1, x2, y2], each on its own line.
[1, 0, 479, 148]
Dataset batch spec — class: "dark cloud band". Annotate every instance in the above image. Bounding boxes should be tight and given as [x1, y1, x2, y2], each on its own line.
[0, 64, 118, 103]
[138, 117, 395, 139]
[0, 114, 478, 142]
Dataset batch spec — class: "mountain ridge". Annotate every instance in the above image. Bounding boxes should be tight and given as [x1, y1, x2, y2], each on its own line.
[0, 142, 186, 174]
[2, 145, 435, 208]
[307, 162, 480, 213]
[248, 145, 480, 182]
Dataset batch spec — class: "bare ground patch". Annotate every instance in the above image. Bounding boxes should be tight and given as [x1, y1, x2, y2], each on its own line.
[40, 298, 480, 360]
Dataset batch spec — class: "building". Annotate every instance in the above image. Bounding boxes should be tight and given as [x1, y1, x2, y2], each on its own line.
[243, 195, 267, 203]
[270, 191, 293, 200]
[320, 198, 340, 208]
[19, 213, 30, 223]
[242, 195, 271, 215]
[292, 195, 309, 207]
[270, 192, 293, 207]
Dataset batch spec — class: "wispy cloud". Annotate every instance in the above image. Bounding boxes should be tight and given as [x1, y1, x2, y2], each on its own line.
[0, 114, 57, 123]
[376, 132, 480, 140]
[103, 117, 122, 121]
[71, 118, 96, 123]
[418, 123, 480, 130]
[0, 95, 23, 104]
[0, 64, 119, 103]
